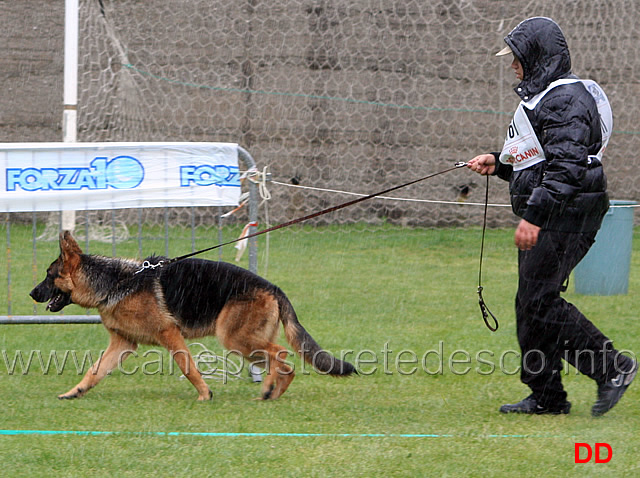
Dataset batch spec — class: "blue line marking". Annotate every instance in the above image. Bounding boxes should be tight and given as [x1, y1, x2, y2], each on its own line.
[0, 429, 566, 438]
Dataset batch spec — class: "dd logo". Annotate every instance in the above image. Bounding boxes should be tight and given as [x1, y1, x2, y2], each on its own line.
[574, 443, 612, 463]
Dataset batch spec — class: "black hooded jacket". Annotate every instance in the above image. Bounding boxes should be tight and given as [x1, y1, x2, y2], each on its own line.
[493, 17, 609, 232]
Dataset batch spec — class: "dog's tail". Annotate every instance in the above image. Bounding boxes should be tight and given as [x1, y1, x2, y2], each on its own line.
[277, 292, 356, 376]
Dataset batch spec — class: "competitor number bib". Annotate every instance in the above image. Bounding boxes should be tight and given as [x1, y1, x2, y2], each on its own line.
[500, 79, 613, 171]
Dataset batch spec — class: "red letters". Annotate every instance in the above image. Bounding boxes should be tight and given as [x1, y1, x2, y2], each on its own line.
[595, 443, 612, 463]
[575, 443, 612, 464]
[575, 443, 592, 463]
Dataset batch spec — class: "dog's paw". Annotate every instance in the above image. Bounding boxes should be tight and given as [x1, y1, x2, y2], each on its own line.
[58, 387, 84, 400]
[196, 390, 213, 401]
[259, 384, 275, 400]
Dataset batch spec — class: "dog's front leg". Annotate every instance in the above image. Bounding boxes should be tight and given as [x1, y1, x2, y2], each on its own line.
[158, 326, 212, 401]
[58, 331, 137, 399]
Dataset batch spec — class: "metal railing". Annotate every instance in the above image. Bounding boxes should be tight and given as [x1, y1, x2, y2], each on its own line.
[1, 144, 259, 325]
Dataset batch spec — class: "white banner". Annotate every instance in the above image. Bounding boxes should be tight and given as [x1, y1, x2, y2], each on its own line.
[0, 142, 242, 212]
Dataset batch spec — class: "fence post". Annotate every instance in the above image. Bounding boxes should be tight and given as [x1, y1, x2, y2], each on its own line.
[238, 146, 259, 275]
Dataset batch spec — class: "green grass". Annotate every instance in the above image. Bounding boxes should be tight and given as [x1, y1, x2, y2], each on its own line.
[1, 223, 639, 477]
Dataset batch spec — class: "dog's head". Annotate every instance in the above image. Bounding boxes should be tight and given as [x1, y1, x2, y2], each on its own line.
[30, 231, 83, 312]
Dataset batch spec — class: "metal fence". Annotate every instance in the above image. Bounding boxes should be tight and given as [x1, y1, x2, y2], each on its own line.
[5, 1, 640, 229]
[1, 145, 260, 324]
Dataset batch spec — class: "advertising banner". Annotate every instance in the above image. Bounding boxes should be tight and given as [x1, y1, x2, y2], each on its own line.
[0, 142, 241, 212]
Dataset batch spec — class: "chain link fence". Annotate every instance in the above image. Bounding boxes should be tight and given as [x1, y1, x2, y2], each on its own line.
[3, 0, 640, 232]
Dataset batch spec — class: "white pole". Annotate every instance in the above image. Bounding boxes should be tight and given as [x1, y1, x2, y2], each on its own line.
[63, 0, 78, 142]
[62, 0, 78, 231]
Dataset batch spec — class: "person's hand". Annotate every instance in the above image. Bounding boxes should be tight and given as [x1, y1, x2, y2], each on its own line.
[467, 154, 496, 176]
[514, 219, 541, 250]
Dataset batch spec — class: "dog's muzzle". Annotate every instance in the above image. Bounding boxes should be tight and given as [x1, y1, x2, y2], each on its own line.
[30, 284, 73, 312]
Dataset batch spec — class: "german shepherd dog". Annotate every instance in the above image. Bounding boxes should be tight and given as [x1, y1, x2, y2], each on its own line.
[30, 231, 355, 401]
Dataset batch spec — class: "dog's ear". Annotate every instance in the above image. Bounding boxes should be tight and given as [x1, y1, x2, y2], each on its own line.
[59, 230, 83, 264]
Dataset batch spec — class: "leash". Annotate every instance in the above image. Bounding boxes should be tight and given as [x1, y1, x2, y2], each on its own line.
[137, 159, 498, 332]
[162, 161, 469, 265]
[477, 174, 499, 332]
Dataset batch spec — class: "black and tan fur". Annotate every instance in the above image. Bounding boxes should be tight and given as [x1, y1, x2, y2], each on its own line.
[30, 231, 355, 401]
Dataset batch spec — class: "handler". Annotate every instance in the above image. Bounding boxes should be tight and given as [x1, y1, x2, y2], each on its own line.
[467, 17, 636, 416]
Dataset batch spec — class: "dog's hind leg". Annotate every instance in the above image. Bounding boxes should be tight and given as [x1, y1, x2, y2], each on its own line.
[216, 292, 297, 399]
[59, 331, 137, 399]
[157, 325, 212, 401]
[259, 343, 295, 400]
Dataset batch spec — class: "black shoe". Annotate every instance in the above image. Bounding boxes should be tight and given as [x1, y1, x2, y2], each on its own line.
[592, 360, 637, 417]
[499, 394, 571, 415]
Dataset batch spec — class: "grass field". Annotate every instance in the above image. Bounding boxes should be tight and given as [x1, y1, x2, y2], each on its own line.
[1, 223, 639, 477]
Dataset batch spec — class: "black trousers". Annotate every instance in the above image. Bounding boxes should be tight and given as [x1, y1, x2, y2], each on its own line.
[516, 229, 628, 408]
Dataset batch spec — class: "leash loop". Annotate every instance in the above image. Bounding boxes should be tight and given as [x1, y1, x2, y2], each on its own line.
[477, 286, 499, 332]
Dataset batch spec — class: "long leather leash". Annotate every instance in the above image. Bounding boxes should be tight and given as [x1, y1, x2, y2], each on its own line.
[138, 160, 498, 331]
